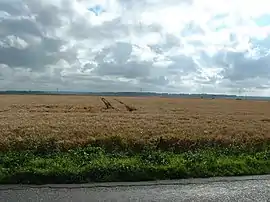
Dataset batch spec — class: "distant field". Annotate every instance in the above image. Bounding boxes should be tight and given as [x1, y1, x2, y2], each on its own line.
[0, 95, 270, 151]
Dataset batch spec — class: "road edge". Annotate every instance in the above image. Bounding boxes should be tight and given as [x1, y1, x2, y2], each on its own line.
[1, 174, 270, 190]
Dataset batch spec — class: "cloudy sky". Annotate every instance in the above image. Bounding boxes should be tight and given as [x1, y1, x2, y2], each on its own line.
[0, 0, 270, 95]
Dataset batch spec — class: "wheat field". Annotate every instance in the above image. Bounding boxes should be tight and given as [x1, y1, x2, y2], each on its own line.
[0, 95, 270, 151]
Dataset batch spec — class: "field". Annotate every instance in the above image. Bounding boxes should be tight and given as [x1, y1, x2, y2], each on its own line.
[0, 95, 270, 184]
[1, 95, 270, 151]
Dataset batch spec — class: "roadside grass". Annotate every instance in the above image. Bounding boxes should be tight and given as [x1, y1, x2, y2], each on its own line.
[0, 145, 269, 184]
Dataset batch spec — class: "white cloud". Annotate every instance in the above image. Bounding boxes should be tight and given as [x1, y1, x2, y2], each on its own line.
[0, 0, 270, 95]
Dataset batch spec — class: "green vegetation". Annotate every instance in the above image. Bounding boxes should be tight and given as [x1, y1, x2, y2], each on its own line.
[0, 145, 269, 184]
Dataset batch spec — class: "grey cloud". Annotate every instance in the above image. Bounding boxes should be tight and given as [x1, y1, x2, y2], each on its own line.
[199, 51, 223, 66]
[109, 42, 133, 64]
[0, 64, 13, 80]
[119, 0, 193, 8]
[196, 32, 270, 88]
[251, 37, 270, 56]
[140, 76, 169, 86]
[91, 41, 152, 79]
[217, 77, 270, 92]
[167, 55, 197, 74]
[95, 61, 151, 79]
[0, 17, 43, 37]
[215, 50, 270, 81]
[0, 1, 26, 16]
[59, 74, 141, 92]
[68, 15, 162, 41]
[41, 37, 63, 52]
[148, 34, 180, 54]
[0, 36, 74, 70]
[181, 21, 205, 36]
[194, 74, 220, 85]
[68, 17, 128, 40]
[0, 0, 169, 91]
[79, 78, 139, 92]
[35, 5, 62, 27]
[81, 63, 95, 72]
[23, 0, 76, 33]
[0, 0, 78, 74]
[93, 41, 133, 65]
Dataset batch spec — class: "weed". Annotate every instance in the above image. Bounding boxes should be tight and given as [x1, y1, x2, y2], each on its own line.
[0, 147, 269, 184]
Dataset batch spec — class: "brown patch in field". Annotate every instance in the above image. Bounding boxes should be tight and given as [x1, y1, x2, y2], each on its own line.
[6, 104, 96, 113]
[114, 99, 137, 112]
[261, 118, 270, 123]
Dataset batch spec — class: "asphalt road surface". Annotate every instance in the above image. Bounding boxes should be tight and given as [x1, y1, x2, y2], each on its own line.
[1, 175, 270, 202]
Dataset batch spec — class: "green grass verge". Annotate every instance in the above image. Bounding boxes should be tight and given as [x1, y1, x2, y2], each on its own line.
[0, 146, 270, 184]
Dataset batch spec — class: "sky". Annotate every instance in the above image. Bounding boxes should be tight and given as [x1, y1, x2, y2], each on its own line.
[0, 0, 270, 95]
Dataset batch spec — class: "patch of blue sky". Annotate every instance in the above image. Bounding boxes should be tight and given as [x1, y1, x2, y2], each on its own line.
[210, 14, 229, 32]
[88, 5, 105, 16]
[213, 13, 228, 20]
[255, 14, 270, 27]
[214, 24, 228, 31]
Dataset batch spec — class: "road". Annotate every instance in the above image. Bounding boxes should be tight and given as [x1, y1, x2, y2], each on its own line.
[0, 175, 269, 202]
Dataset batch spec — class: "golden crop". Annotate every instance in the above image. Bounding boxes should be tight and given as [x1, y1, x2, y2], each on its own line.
[0, 95, 270, 151]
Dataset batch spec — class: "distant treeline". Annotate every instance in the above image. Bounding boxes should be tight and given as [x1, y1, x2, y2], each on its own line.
[0, 90, 238, 99]
[1, 90, 269, 100]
